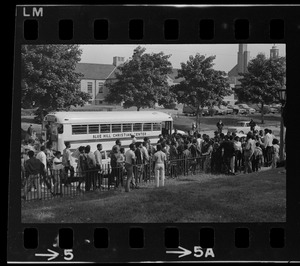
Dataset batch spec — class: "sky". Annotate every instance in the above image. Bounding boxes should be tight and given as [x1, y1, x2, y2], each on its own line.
[79, 44, 286, 73]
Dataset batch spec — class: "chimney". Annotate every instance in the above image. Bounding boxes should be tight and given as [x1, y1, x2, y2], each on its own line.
[237, 44, 247, 73]
[243, 50, 250, 73]
[113, 56, 125, 66]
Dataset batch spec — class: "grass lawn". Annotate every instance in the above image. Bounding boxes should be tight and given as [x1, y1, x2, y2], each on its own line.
[21, 168, 286, 223]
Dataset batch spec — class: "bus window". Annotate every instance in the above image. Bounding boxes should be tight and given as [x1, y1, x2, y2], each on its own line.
[112, 124, 121, 133]
[100, 124, 111, 133]
[57, 124, 63, 134]
[143, 123, 152, 131]
[101, 151, 107, 160]
[88, 124, 99, 134]
[122, 123, 132, 132]
[133, 123, 142, 131]
[72, 125, 87, 135]
[153, 123, 161, 131]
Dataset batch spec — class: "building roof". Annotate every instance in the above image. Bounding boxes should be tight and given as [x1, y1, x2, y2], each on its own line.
[228, 64, 238, 77]
[75, 63, 117, 80]
[167, 68, 185, 83]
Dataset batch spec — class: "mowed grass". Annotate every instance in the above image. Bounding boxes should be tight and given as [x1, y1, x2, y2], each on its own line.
[22, 168, 286, 223]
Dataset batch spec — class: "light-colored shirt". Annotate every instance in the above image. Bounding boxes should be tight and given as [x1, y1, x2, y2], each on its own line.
[94, 149, 102, 166]
[245, 138, 255, 155]
[263, 133, 273, 148]
[62, 148, 72, 166]
[125, 150, 136, 165]
[233, 141, 242, 151]
[153, 150, 166, 164]
[36, 151, 47, 170]
[52, 157, 63, 170]
[141, 146, 149, 163]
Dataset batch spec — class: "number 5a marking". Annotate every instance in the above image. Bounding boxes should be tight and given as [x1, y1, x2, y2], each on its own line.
[194, 246, 204, 258]
[64, 249, 74, 261]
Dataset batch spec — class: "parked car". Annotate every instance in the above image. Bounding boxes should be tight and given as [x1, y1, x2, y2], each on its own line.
[227, 121, 261, 134]
[238, 104, 256, 114]
[212, 106, 226, 115]
[227, 104, 247, 114]
[219, 105, 234, 114]
[182, 105, 209, 116]
[269, 107, 280, 114]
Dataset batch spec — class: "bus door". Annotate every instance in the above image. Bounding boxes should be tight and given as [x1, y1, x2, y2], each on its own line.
[163, 121, 173, 135]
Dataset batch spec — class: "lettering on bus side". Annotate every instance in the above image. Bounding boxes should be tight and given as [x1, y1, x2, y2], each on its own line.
[93, 134, 102, 139]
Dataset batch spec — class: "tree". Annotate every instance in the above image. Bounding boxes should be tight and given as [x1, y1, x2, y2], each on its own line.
[171, 54, 231, 129]
[21, 45, 90, 121]
[105, 46, 173, 111]
[234, 53, 286, 123]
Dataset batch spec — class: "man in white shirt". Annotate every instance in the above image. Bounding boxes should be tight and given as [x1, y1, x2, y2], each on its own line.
[153, 144, 167, 187]
[36, 145, 52, 191]
[124, 143, 136, 192]
[62, 141, 74, 186]
[52, 151, 63, 195]
[263, 129, 273, 167]
[244, 133, 255, 174]
[94, 144, 103, 189]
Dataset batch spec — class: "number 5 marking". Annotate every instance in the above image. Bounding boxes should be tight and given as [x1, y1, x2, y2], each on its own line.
[64, 249, 74, 261]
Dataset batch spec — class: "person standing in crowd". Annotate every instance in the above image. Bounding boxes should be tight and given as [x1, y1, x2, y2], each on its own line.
[243, 132, 255, 174]
[134, 142, 143, 185]
[220, 135, 235, 175]
[116, 147, 125, 188]
[216, 120, 224, 134]
[189, 139, 198, 175]
[26, 124, 33, 141]
[45, 123, 52, 146]
[153, 144, 167, 188]
[23, 150, 44, 200]
[45, 143, 55, 177]
[249, 119, 256, 132]
[94, 144, 103, 189]
[141, 141, 150, 182]
[111, 139, 121, 155]
[36, 145, 52, 190]
[131, 135, 137, 144]
[233, 136, 242, 173]
[263, 129, 273, 167]
[169, 140, 178, 178]
[62, 142, 74, 186]
[77, 146, 87, 191]
[202, 138, 214, 173]
[52, 151, 64, 195]
[271, 139, 280, 169]
[182, 144, 191, 175]
[124, 143, 136, 192]
[252, 142, 263, 172]
[110, 144, 119, 189]
[85, 145, 97, 191]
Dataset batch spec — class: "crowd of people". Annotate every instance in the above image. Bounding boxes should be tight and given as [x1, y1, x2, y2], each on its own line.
[21, 123, 284, 200]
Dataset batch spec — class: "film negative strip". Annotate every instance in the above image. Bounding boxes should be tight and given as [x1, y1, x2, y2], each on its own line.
[9, 4, 300, 263]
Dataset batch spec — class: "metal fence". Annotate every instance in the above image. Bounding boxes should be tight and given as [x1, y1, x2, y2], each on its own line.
[21, 155, 210, 201]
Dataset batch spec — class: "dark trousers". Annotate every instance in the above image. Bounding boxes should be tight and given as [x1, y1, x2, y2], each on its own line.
[266, 146, 273, 167]
[85, 168, 96, 191]
[64, 165, 74, 184]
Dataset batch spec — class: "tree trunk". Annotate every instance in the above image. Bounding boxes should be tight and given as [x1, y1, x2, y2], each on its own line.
[137, 106, 140, 111]
[196, 103, 201, 131]
[260, 102, 264, 124]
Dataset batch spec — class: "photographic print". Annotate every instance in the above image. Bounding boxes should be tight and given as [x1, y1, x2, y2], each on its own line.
[20, 43, 286, 223]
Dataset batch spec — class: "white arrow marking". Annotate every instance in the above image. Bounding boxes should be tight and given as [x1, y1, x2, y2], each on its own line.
[166, 246, 192, 258]
[35, 249, 59, 261]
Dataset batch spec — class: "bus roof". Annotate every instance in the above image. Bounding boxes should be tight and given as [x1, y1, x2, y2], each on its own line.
[45, 111, 173, 124]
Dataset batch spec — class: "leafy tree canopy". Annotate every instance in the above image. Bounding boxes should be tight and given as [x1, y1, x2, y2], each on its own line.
[105, 46, 173, 111]
[235, 53, 286, 105]
[21, 45, 90, 113]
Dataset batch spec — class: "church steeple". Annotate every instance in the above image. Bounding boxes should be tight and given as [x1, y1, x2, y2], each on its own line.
[270, 44, 279, 59]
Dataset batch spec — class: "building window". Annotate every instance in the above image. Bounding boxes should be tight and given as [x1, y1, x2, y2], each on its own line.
[87, 82, 93, 94]
[98, 83, 104, 93]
